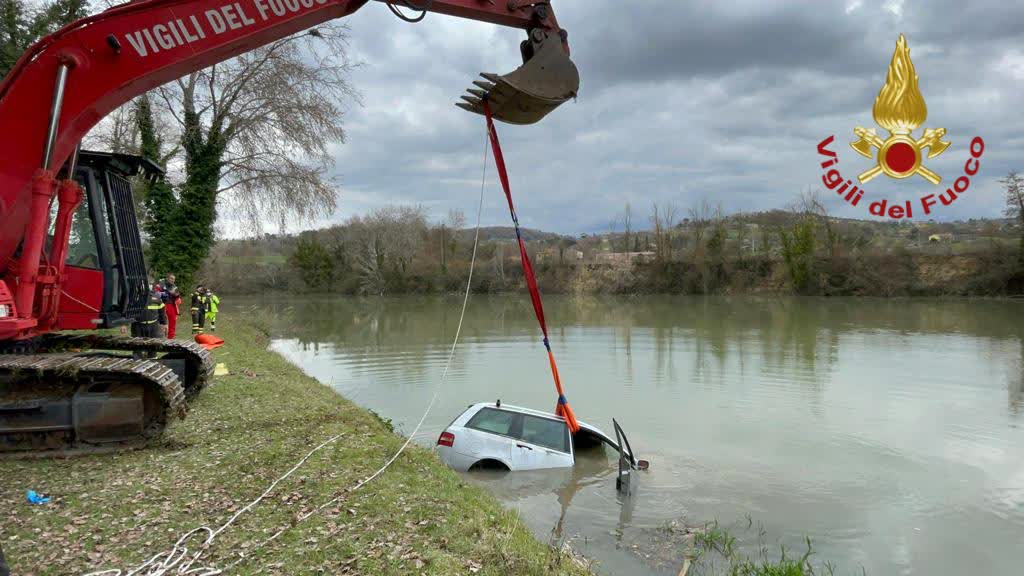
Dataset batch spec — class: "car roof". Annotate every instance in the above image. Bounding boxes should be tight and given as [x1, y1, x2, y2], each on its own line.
[467, 402, 609, 438]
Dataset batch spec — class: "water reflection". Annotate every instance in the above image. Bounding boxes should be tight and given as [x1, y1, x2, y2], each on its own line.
[233, 295, 1024, 576]
[1010, 339, 1024, 418]
[256, 296, 1024, 424]
[469, 447, 617, 543]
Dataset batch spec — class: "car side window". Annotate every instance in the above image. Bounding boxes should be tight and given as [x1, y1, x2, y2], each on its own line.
[519, 415, 570, 453]
[466, 408, 517, 437]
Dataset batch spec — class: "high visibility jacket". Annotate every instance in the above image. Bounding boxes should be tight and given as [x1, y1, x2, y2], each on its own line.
[207, 293, 220, 314]
[141, 290, 167, 325]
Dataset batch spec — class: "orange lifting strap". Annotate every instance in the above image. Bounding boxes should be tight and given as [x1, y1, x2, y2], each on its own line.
[483, 101, 580, 434]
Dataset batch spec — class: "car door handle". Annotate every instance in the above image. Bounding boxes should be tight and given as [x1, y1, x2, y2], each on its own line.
[516, 443, 533, 450]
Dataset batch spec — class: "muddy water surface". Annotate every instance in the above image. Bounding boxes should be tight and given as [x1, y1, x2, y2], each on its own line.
[228, 295, 1024, 575]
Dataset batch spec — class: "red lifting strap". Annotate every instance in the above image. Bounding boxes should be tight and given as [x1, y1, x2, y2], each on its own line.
[483, 102, 580, 434]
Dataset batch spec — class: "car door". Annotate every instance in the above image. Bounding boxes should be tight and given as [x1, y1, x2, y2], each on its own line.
[510, 414, 574, 470]
[462, 407, 518, 467]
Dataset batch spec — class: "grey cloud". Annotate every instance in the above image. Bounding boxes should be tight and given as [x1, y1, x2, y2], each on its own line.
[273, 0, 1024, 235]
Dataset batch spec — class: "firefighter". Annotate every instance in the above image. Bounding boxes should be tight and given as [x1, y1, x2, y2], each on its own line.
[160, 273, 182, 339]
[131, 280, 166, 338]
[131, 282, 167, 358]
[191, 285, 207, 334]
[205, 289, 220, 331]
[141, 283, 167, 338]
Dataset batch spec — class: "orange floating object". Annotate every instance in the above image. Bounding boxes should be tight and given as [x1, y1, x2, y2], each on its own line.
[194, 333, 225, 350]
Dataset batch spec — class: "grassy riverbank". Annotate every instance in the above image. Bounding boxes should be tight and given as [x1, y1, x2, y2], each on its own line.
[0, 318, 590, 575]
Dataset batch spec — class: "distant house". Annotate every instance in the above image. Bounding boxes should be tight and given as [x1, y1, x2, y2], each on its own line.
[928, 233, 954, 243]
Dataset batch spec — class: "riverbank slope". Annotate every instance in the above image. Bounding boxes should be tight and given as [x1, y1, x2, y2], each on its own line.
[0, 318, 589, 575]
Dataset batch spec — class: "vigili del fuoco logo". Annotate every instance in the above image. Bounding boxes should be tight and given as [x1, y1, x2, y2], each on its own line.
[816, 34, 985, 219]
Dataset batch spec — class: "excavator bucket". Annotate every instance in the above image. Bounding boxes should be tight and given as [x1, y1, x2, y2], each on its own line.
[457, 30, 579, 125]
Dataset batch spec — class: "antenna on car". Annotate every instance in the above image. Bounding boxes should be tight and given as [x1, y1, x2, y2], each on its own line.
[496, 399, 501, 408]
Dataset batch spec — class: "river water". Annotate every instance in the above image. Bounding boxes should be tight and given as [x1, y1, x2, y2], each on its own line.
[230, 295, 1024, 575]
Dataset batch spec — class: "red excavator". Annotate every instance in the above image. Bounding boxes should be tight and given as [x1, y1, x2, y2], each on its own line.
[0, 0, 579, 455]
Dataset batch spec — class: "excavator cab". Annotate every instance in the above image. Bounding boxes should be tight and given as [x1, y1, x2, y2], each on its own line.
[1, 153, 213, 456]
[57, 151, 160, 331]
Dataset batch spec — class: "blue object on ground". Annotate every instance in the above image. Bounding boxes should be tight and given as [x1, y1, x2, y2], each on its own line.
[26, 490, 49, 504]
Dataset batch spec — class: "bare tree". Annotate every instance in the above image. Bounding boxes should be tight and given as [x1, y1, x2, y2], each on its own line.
[446, 209, 466, 230]
[687, 200, 724, 293]
[799, 190, 839, 258]
[84, 105, 137, 154]
[344, 206, 427, 295]
[688, 199, 720, 254]
[86, 99, 180, 161]
[442, 208, 465, 268]
[153, 25, 358, 229]
[1002, 171, 1024, 266]
[650, 202, 679, 263]
[1004, 172, 1024, 225]
[735, 216, 749, 258]
[620, 202, 632, 252]
[607, 203, 634, 253]
[79, 23, 358, 285]
[352, 205, 427, 273]
[493, 242, 505, 286]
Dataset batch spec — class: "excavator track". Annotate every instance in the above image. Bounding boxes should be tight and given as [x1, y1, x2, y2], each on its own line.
[0, 353, 185, 456]
[0, 336, 212, 456]
[39, 334, 215, 399]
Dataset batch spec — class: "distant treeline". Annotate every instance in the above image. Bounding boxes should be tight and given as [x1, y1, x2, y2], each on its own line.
[202, 200, 1024, 298]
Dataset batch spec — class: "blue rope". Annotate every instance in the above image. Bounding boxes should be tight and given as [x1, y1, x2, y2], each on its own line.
[557, 394, 568, 405]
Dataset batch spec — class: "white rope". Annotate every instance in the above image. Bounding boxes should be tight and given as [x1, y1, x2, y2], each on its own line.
[223, 123, 491, 572]
[61, 289, 100, 313]
[83, 127, 491, 576]
[83, 435, 342, 576]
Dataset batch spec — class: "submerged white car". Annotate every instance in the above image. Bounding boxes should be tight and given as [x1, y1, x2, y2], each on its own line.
[436, 401, 622, 472]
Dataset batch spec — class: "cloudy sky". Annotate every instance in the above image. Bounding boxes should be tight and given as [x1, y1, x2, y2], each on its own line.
[286, 0, 1024, 234]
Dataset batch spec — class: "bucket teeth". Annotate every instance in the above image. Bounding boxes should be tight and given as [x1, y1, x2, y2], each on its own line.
[469, 80, 509, 104]
[456, 32, 580, 124]
[472, 80, 496, 91]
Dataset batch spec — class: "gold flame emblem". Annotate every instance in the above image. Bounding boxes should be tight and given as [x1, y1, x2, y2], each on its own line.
[851, 34, 950, 184]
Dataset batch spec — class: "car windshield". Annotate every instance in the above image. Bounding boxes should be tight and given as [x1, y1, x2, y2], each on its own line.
[519, 414, 570, 453]
[466, 408, 516, 436]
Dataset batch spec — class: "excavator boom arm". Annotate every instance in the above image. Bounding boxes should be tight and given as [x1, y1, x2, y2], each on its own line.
[0, 0, 565, 176]
[0, 0, 577, 457]
[0, 0, 576, 337]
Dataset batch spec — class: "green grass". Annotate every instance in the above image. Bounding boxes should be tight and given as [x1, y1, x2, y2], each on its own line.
[0, 317, 590, 575]
[687, 520, 835, 576]
[695, 522, 738, 557]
